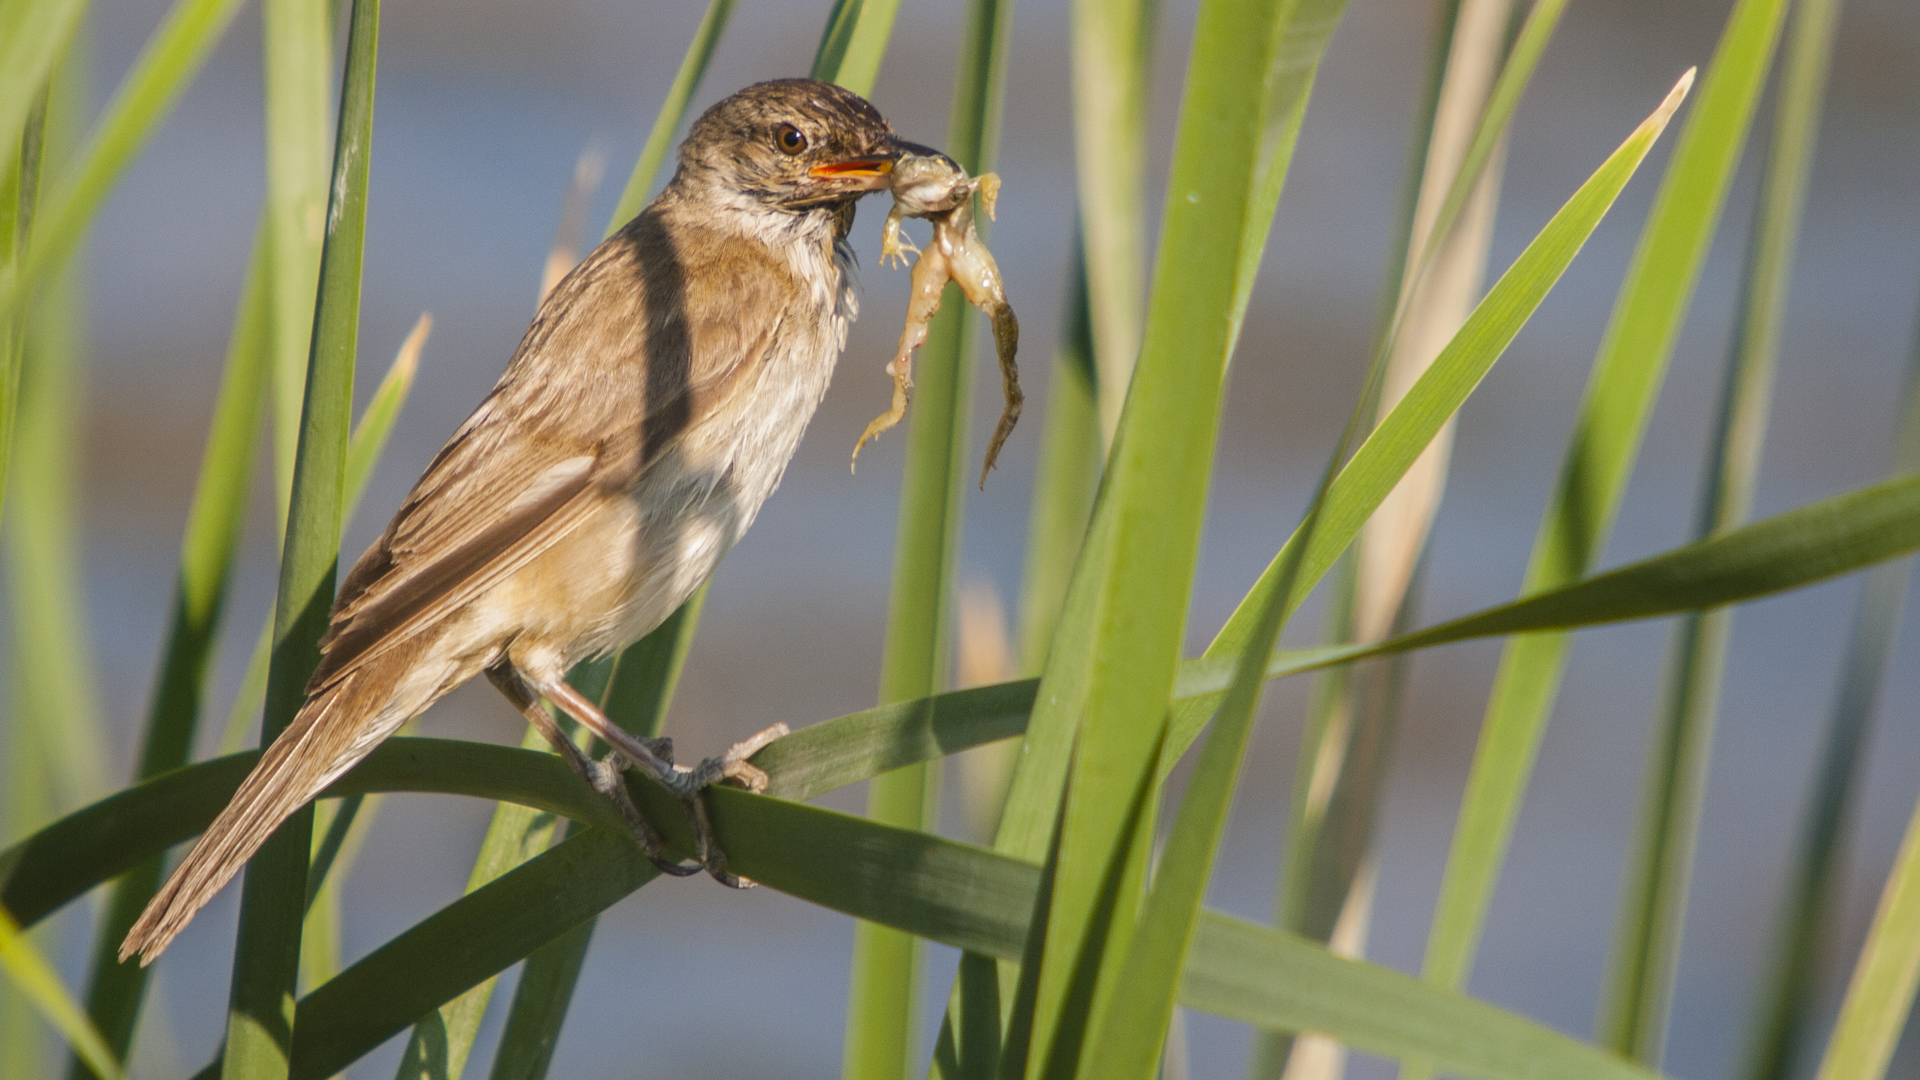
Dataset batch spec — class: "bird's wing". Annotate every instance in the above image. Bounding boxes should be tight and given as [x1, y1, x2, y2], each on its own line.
[312, 216, 793, 688]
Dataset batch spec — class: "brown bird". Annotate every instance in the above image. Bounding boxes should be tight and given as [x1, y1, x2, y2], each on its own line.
[122, 78, 909, 965]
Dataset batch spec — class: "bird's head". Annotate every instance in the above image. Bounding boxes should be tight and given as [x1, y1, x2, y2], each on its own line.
[670, 79, 908, 222]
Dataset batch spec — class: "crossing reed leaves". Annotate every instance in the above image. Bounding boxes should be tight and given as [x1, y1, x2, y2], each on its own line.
[9, 2, 1920, 1080]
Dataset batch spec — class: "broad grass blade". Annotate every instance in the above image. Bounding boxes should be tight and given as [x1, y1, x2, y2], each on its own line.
[1600, 0, 1840, 1062]
[999, 1, 1352, 1075]
[1070, 0, 1156, 444]
[812, 0, 904, 97]
[223, 1, 379, 1075]
[0, 0, 85, 222]
[1408, 0, 1790, 1060]
[843, 0, 1012, 1075]
[262, 0, 335, 530]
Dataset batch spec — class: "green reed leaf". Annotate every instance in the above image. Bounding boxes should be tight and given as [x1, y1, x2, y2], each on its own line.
[0, 907, 122, 1080]
[20, 743, 1654, 1080]
[811, 0, 903, 97]
[1406, 4, 1790, 1069]
[261, 0, 334, 531]
[1601, 0, 1839, 1062]
[222, 0, 378, 1074]
[992, 0, 1351, 1075]
[0, 0, 84, 235]
[844, 0, 1013, 1076]
[1810, 789, 1920, 1080]
[1070, 0, 1156, 444]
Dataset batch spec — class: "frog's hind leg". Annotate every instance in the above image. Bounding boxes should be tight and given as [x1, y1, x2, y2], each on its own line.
[852, 353, 914, 469]
[979, 303, 1022, 488]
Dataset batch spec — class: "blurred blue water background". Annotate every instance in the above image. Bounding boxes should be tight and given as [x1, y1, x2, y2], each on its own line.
[11, 0, 1920, 1076]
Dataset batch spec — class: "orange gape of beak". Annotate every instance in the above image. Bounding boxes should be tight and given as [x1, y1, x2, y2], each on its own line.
[810, 156, 895, 188]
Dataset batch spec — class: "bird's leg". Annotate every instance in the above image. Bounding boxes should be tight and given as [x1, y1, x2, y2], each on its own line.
[484, 663, 700, 877]
[522, 665, 788, 888]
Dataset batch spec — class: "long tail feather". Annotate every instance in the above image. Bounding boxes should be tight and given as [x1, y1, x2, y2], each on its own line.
[120, 667, 398, 966]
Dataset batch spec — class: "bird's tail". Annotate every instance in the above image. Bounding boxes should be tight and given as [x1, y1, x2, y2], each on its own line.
[120, 661, 416, 966]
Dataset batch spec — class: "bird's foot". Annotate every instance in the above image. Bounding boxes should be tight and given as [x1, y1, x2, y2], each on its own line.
[591, 752, 703, 877]
[654, 722, 790, 887]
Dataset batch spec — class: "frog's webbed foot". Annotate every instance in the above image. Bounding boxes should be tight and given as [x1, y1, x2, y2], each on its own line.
[973, 173, 1002, 221]
[979, 304, 1023, 488]
[852, 354, 914, 470]
[880, 215, 920, 270]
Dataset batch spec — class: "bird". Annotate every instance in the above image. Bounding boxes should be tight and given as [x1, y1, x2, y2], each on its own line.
[122, 78, 910, 965]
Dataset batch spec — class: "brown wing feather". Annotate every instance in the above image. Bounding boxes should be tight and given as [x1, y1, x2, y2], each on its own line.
[312, 209, 791, 689]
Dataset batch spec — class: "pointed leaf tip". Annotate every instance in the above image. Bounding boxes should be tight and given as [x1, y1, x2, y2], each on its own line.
[1656, 68, 1697, 126]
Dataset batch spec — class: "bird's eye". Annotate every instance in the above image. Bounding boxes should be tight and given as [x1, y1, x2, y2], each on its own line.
[776, 123, 808, 155]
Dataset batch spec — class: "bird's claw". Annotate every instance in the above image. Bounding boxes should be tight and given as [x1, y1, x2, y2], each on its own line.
[591, 752, 702, 877]
[607, 723, 790, 886]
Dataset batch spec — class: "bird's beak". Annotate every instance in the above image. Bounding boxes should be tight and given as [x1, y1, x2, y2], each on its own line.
[808, 155, 896, 190]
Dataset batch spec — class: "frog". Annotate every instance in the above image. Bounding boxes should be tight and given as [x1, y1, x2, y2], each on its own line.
[853, 148, 1022, 489]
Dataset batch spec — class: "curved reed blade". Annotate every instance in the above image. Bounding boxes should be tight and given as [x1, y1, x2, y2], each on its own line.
[0, 908, 122, 1080]
[39, 749, 1658, 1080]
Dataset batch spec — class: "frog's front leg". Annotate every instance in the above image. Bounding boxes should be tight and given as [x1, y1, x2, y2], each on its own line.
[880, 208, 921, 270]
